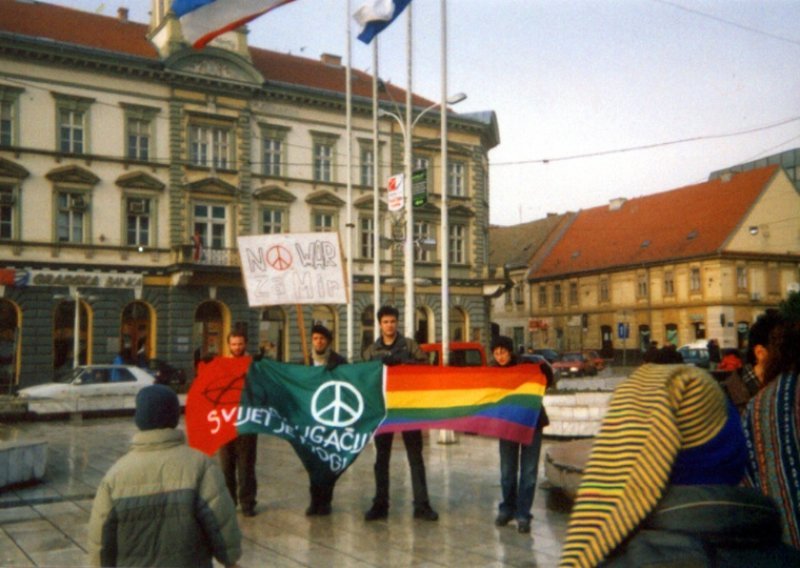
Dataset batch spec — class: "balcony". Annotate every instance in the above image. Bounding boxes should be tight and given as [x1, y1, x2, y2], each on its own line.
[175, 245, 241, 267]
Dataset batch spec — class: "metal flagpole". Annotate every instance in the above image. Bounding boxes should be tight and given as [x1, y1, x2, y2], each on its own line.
[372, 38, 381, 320]
[440, 0, 450, 367]
[403, 3, 414, 339]
[345, 0, 354, 360]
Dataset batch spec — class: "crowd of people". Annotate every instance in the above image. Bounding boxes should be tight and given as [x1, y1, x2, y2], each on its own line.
[84, 293, 800, 567]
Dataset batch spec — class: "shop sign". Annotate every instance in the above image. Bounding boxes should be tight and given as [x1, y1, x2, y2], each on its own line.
[12, 269, 142, 289]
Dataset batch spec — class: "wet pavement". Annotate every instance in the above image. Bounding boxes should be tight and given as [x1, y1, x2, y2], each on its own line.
[0, 416, 572, 567]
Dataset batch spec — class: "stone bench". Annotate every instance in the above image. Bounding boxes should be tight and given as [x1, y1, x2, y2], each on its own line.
[0, 439, 47, 488]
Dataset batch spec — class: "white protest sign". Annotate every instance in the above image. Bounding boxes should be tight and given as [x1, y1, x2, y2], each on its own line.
[387, 173, 404, 212]
[237, 233, 347, 306]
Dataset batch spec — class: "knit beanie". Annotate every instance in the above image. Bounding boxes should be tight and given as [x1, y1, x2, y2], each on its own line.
[135, 384, 180, 431]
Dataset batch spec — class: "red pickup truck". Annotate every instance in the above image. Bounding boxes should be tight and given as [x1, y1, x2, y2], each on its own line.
[420, 342, 488, 367]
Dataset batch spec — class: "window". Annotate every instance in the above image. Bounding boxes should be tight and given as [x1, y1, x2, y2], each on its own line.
[569, 281, 578, 305]
[189, 124, 233, 169]
[127, 118, 150, 161]
[514, 282, 524, 305]
[360, 217, 374, 259]
[447, 161, 465, 196]
[767, 267, 780, 295]
[599, 279, 609, 302]
[637, 273, 648, 298]
[313, 211, 335, 233]
[56, 191, 87, 243]
[0, 96, 16, 146]
[261, 125, 288, 176]
[414, 220, 433, 262]
[360, 145, 374, 186]
[0, 188, 12, 239]
[193, 203, 227, 249]
[449, 223, 466, 264]
[313, 141, 334, 182]
[125, 197, 151, 247]
[414, 156, 430, 172]
[736, 266, 747, 290]
[53, 93, 93, 155]
[261, 207, 285, 234]
[664, 271, 674, 296]
[538, 285, 547, 308]
[690, 267, 701, 292]
[553, 283, 562, 306]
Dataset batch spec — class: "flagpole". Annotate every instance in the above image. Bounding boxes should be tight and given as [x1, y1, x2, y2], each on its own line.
[345, 0, 355, 360]
[403, 2, 414, 339]
[372, 38, 381, 320]
[440, 0, 450, 367]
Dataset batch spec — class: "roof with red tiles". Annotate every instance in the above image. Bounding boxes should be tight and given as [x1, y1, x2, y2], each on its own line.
[528, 165, 780, 280]
[0, 0, 432, 107]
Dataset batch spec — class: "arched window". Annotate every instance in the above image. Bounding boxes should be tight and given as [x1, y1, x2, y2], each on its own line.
[120, 301, 153, 364]
[194, 301, 227, 363]
[53, 298, 90, 371]
[450, 307, 467, 342]
[259, 307, 286, 362]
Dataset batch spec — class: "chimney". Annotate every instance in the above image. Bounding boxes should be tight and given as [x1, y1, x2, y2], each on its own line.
[609, 197, 627, 211]
[720, 172, 733, 182]
[118, 7, 129, 23]
[320, 53, 342, 67]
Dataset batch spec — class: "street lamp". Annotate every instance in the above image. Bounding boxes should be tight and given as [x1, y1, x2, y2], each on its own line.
[377, 92, 466, 338]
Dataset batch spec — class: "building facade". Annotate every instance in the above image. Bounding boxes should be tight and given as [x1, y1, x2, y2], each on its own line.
[0, 2, 498, 388]
[525, 165, 800, 359]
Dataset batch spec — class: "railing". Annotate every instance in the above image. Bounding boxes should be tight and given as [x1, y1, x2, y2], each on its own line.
[176, 245, 241, 267]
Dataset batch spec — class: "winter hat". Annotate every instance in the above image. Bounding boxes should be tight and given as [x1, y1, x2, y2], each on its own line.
[135, 384, 180, 431]
[311, 323, 333, 342]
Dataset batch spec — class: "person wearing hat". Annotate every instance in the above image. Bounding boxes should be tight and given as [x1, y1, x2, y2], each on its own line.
[88, 384, 241, 567]
[491, 335, 552, 534]
[304, 323, 348, 516]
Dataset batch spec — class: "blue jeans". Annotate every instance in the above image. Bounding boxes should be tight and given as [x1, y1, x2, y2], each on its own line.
[498, 428, 543, 522]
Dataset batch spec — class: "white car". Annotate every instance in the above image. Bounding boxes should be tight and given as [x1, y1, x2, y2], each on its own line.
[18, 365, 155, 413]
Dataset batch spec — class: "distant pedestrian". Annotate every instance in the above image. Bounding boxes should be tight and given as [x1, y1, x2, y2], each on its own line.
[88, 384, 241, 567]
[642, 341, 659, 363]
[707, 338, 721, 370]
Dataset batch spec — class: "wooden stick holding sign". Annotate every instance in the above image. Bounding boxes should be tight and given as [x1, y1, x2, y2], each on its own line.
[296, 305, 309, 365]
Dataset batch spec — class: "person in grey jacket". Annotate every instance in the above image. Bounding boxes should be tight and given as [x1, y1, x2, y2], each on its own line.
[88, 384, 241, 568]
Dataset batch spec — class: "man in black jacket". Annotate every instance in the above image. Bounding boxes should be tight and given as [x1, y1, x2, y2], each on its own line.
[305, 323, 347, 515]
[362, 306, 438, 522]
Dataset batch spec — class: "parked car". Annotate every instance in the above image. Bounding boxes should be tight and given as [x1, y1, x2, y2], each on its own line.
[143, 358, 188, 385]
[677, 343, 710, 368]
[582, 350, 606, 372]
[531, 348, 561, 364]
[421, 342, 487, 367]
[552, 352, 598, 378]
[17, 365, 155, 400]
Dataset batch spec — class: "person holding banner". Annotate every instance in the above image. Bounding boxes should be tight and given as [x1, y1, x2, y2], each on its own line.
[305, 323, 348, 516]
[217, 329, 259, 517]
[492, 336, 551, 534]
[362, 306, 439, 522]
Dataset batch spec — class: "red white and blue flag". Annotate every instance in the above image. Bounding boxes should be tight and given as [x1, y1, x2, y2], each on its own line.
[172, 0, 296, 49]
[353, 0, 412, 45]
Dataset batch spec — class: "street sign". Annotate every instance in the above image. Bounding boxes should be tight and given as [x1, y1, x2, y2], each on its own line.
[617, 322, 629, 339]
[386, 173, 404, 212]
[411, 168, 427, 207]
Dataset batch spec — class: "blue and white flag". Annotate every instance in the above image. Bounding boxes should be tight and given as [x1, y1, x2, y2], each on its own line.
[353, 0, 412, 44]
[172, 0, 296, 49]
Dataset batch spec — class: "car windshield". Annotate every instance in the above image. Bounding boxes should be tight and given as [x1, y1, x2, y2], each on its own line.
[563, 353, 582, 362]
[55, 368, 83, 383]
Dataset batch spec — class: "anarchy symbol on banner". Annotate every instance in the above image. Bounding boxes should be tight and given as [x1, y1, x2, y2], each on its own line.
[265, 245, 292, 271]
[311, 381, 364, 427]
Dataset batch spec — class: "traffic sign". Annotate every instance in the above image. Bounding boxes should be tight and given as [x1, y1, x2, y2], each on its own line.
[412, 168, 427, 207]
[617, 322, 629, 339]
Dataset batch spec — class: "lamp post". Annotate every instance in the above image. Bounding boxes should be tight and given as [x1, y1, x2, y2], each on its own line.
[378, 92, 466, 338]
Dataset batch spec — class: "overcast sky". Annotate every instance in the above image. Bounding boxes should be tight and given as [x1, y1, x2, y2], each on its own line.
[50, 0, 800, 226]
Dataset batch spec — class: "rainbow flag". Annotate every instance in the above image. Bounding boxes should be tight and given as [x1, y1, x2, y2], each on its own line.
[379, 363, 547, 444]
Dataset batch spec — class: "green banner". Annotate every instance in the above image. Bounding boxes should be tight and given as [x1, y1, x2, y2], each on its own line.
[238, 359, 386, 485]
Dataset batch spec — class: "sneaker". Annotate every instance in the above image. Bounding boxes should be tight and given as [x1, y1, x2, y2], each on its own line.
[364, 504, 388, 521]
[317, 503, 332, 516]
[495, 511, 513, 527]
[242, 508, 256, 518]
[305, 504, 318, 516]
[413, 505, 439, 521]
[517, 519, 531, 533]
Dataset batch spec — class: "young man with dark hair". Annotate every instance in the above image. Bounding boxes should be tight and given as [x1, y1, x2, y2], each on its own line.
[362, 305, 438, 521]
[305, 323, 347, 515]
[218, 329, 259, 517]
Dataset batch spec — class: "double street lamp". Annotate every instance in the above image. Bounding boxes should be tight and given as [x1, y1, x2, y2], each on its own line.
[377, 92, 466, 338]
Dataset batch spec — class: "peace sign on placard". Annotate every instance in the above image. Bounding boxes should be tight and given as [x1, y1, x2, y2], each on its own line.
[265, 245, 292, 271]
